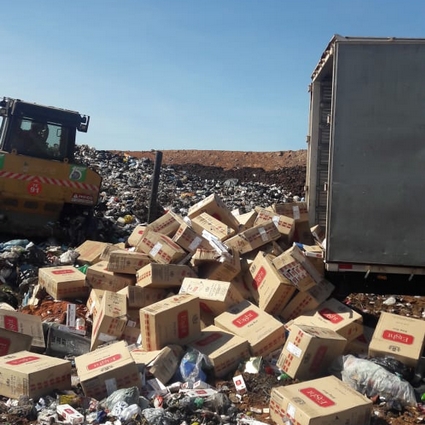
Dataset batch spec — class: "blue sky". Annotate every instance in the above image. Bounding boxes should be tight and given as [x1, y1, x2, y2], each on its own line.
[2, 1, 425, 152]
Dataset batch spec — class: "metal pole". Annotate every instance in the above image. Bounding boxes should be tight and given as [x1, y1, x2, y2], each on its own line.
[147, 151, 163, 223]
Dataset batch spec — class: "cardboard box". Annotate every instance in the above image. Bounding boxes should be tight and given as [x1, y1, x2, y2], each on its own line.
[189, 325, 250, 378]
[0, 351, 71, 399]
[189, 212, 236, 241]
[198, 250, 241, 282]
[121, 324, 141, 346]
[90, 291, 127, 350]
[127, 225, 147, 247]
[299, 243, 325, 275]
[368, 312, 425, 368]
[75, 240, 110, 265]
[0, 309, 45, 351]
[269, 375, 372, 425]
[214, 300, 286, 357]
[131, 345, 184, 385]
[107, 251, 151, 274]
[135, 228, 187, 264]
[234, 210, 258, 231]
[0, 327, 32, 355]
[179, 277, 244, 316]
[187, 193, 240, 232]
[253, 208, 295, 245]
[271, 202, 309, 223]
[310, 224, 325, 245]
[172, 222, 211, 252]
[245, 251, 296, 315]
[280, 279, 335, 321]
[136, 263, 197, 288]
[276, 324, 347, 380]
[272, 244, 322, 292]
[140, 294, 201, 351]
[287, 298, 363, 342]
[86, 289, 104, 319]
[86, 261, 136, 292]
[147, 210, 185, 236]
[344, 325, 374, 357]
[225, 222, 281, 255]
[57, 404, 84, 424]
[75, 340, 142, 400]
[38, 266, 89, 300]
[99, 244, 126, 262]
[117, 285, 167, 308]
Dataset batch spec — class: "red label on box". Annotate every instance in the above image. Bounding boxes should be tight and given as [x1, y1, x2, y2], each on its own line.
[195, 332, 222, 347]
[177, 310, 189, 338]
[253, 266, 266, 289]
[200, 302, 213, 314]
[383, 330, 414, 345]
[0, 338, 11, 356]
[52, 269, 75, 275]
[4, 316, 18, 331]
[7, 355, 39, 365]
[319, 308, 343, 324]
[87, 354, 122, 370]
[300, 387, 335, 407]
[232, 310, 259, 328]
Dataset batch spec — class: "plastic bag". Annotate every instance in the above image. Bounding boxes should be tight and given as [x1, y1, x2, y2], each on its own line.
[179, 348, 212, 385]
[368, 355, 414, 382]
[100, 386, 140, 410]
[341, 354, 417, 410]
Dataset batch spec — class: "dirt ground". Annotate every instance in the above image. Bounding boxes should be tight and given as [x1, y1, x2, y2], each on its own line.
[121, 149, 307, 171]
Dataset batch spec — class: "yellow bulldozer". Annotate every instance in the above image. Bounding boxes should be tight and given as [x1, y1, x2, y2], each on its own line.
[0, 97, 102, 242]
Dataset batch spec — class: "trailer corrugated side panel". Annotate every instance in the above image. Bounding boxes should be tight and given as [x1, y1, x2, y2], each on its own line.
[327, 41, 425, 267]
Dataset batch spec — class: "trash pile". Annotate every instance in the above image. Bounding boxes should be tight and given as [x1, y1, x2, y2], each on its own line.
[0, 148, 425, 425]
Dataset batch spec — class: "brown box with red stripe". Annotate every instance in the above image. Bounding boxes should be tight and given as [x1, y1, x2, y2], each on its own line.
[139, 294, 201, 351]
[245, 251, 296, 316]
[0, 351, 71, 399]
[0, 328, 32, 355]
[269, 375, 372, 425]
[368, 312, 425, 368]
[213, 300, 285, 357]
[276, 324, 346, 381]
[75, 340, 142, 400]
[188, 325, 250, 378]
[38, 266, 89, 300]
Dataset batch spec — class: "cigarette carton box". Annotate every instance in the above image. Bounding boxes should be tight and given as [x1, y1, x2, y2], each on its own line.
[179, 277, 243, 315]
[189, 212, 236, 241]
[107, 251, 151, 274]
[0, 351, 71, 399]
[214, 300, 285, 357]
[188, 325, 250, 378]
[276, 324, 347, 380]
[38, 266, 89, 300]
[140, 294, 201, 351]
[75, 340, 142, 400]
[286, 298, 363, 342]
[245, 251, 296, 315]
[135, 228, 187, 264]
[269, 375, 372, 425]
[75, 240, 110, 265]
[86, 261, 136, 292]
[368, 312, 425, 368]
[187, 194, 240, 232]
[136, 263, 197, 288]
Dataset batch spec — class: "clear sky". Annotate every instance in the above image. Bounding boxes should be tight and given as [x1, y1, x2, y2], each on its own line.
[2, 1, 425, 152]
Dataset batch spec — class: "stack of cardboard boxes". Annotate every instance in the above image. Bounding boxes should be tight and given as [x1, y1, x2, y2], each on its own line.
[2, 193, 423, 425]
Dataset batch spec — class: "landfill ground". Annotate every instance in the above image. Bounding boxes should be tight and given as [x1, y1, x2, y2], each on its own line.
[1, 147, 425, 425]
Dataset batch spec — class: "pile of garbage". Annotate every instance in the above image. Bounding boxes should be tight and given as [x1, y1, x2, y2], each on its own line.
[1, 147, 425, 425]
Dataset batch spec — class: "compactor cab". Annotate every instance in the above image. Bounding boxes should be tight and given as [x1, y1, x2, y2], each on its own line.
[0, 97, 101, 242]
[0, 97, 89, 161]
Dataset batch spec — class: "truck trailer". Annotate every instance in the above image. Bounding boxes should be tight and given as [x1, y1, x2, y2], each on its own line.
[306, 35, 425, 286]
